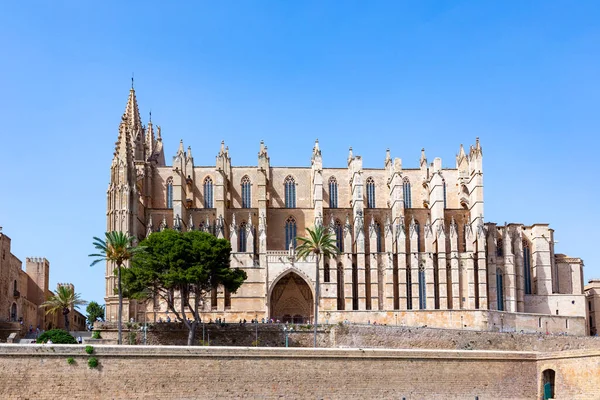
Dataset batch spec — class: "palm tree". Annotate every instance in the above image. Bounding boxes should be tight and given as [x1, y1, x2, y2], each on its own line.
[89, 231, 145, 344]
[296, 224, 340, 347]
[41, 285, 87, 332]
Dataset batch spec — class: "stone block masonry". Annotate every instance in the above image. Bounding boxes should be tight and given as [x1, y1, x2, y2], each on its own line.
[0, 345, 540, 399]
[1, 344, 598, 399]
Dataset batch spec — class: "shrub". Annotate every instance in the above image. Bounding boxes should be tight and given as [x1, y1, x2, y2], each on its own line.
[36, 329, 77, 344]
[128, 331, 137, 345]
[66, 357, 75, 365]
[87, 357, 99, 368]
[91, 331, 101, 339]
[85, 345, 94, 355]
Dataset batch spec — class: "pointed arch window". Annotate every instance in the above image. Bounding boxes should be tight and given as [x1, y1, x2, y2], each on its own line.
[523, 240, 532, 294]
[415, 220, 421, 252]
[166, 177, 173, 209]
[239, 222, 247, 252]
[497, 238, 504, 257]
[403, 177, 412, 209]
[241, 176, 251, 208]
[375, 221, 382, 252]
[335, 219, 344, 252]
[329, 176, 338, 208]
[204, 177, 213, 208]
[285, 216, 297, 250]
[442, 179, 447, 209]
[366, 177, 375, 208]
[284, 176, 296, 208]
[496, 268, 504, 311]
[418, 264, 426, 310]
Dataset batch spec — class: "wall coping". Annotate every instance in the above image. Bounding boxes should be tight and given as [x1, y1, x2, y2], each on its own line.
[0, 344, 538, 361]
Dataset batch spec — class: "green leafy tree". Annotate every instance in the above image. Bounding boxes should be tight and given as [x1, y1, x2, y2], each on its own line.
[41, 286, 87, 332]
[85, 301, 105, 327]
[89, 231, 146, 344]
[295, 224, 340, 347]
[122, 229, 247, 345]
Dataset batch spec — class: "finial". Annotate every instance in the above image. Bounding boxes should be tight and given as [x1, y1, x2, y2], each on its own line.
[149, 110, 152, 123]
[131, 73, 134, 89]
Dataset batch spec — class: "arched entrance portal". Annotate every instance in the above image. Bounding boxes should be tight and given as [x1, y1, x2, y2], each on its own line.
[270, 272, 313, 324]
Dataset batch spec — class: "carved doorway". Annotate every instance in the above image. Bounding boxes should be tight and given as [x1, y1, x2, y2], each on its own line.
[270, 272, 313, 323]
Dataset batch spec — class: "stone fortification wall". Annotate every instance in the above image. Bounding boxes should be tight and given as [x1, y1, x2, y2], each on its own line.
[96, 322, 600, 352]
[537, 349, 600, 399]
[0, 345, 538, 399]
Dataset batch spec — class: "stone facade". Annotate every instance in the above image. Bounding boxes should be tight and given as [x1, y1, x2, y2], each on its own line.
[0, 229, 85, 332]
[0, 344, 599, 399]
[106, 87, 587, 335]
[584, 279, 600, 335]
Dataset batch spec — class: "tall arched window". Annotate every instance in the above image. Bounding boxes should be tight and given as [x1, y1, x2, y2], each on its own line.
[239, 222, 247, 252]
[285, 216, 297, 249]
[442, 179, 447, 209]
[204, 177, 214, 208]
[403, 177, 412, 208]
[496, 268, 504, 311]
[241, 176, 251, 208]
[366, 177, 375, 208]
[284, 176, 296, 208]
[329, 176, 338, 208]
[166, 177, 173, 209]
[335, 219, 344, 252]
[497, 238, 504, 257]
[375, 221, 382, 252]
[324, 263, 330, 283]
[415, 220, 421, 252]
[523, 240, 532, 294]
[418, 264, 426, 310]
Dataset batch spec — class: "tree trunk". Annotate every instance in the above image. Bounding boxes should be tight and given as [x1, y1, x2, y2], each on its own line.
[63, 308, 70, 332]
[187, 322, 197, 346]
[117, 264, 123, 345]
[314, 253, 320, 348]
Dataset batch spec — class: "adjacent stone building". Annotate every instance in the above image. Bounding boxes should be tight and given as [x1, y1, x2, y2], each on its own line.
[0, 228, 85, 333]
[106, 87, 588, 335]
[585, 279, 600, 335]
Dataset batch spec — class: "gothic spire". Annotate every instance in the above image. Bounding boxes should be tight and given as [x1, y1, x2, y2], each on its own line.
[420, 148, 427, 168]
[122, 87, 143, 135]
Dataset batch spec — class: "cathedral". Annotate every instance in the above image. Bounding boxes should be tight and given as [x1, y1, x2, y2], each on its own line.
[106, 86, 587, 335]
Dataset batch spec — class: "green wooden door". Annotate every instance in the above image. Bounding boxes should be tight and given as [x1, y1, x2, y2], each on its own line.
[543, 382, 553, 399]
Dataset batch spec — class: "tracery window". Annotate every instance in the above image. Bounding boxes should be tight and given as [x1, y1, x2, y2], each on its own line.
[403, 177, 412, 208]
[239, 222, 247, 252]
[496, 269, 504, 311]
[366, 177, 375, 208]
[329, 176, 338, 208]
[166, 177, 173, 209]
[204, 177, 213, 208]
[335, 219, 344, 252]
[523, 240, 532, 295]
[241, 176, 251, 208]
[415, 220, 421, 252]
[418, 264, 426, 310]
[284, 176, 296, 208]
[285, 216, 297, 250]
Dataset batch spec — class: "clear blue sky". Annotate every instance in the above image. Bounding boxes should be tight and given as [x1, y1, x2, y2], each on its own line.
[0, 1, 598, 305]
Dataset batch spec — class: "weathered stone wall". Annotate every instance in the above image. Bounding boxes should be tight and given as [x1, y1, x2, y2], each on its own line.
[95, 323, 600, 352]
[537, 349, 600, 400]
[0, 344, 539, 399]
